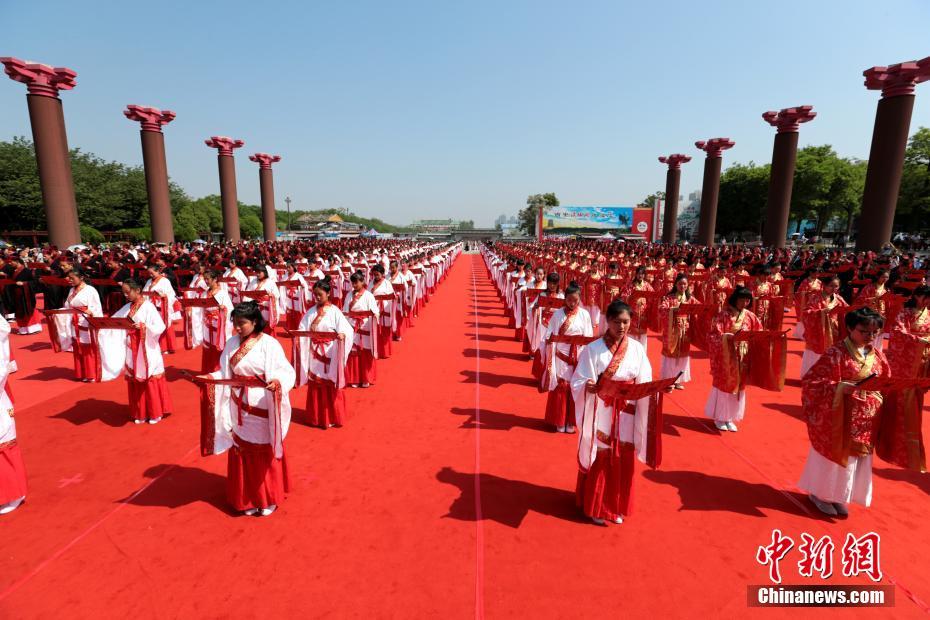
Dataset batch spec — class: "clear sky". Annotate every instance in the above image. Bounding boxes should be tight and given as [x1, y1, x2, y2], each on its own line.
[2, 0, 929, 227]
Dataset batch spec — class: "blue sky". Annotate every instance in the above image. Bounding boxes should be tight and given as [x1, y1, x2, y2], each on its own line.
[2, 0, 929, 227]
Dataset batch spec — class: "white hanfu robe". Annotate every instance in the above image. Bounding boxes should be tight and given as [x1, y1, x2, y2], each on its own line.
[296, 304, 354, 388]
[571, 337, 654, 471]
[205, 333, 297, 458]
[144, 275, 180, 322]
[542, 306, 594, 391]
[106, 300, 167, 381]
[343, 289, 380, 358]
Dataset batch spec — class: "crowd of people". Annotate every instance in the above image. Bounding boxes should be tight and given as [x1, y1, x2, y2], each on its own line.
[0, 238, 462, 517]
[484, 239, 927, 525]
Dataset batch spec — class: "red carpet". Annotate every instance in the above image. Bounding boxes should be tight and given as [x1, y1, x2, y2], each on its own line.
[1, 254, 928, 617]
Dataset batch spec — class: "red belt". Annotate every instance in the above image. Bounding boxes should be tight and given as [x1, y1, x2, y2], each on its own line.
[232, 390, 269, 420]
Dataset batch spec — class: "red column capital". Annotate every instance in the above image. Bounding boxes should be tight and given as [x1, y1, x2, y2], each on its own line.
[205, 136, 244, 156]
[762, 106, 816, 133]
[695, 138, 735, 158]
[658, 154, 692, 170]
[249, 153, 282, 169]
[864, 57, 930, 98]
[1, 56, 76, 98]
[124, 105, 176, 133]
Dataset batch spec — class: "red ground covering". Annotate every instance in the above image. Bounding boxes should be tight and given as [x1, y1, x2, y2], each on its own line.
[1, 254, 928, 618]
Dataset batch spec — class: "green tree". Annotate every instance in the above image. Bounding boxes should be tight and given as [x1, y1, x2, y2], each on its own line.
[640, 191, 666, 209]
[895, 127, 930, 231]
[519, 193, 559, 235]
[239, 211, 263, 239]
[716, 162, 771, 236]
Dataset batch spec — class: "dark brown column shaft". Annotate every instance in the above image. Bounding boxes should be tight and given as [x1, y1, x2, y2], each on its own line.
[663, 168, 682, 244]
[693, 138, 734, 247]
[697, 156, 722, 247]
[761, 106, 815, 248]
[140, 130, 174, 242]
[27, 94, 81, 247]
[856, 58, 930, 250]
[763, 131, 800, 247]
[856, 95, 916, 250]
[259, 168, 276, 241]
[218, 155, 240, 242]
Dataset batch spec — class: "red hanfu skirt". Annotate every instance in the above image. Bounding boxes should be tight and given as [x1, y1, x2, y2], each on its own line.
[345, 349, 376, 385]
[127, 374, 173, 422]
[544, 380, 575, 429]
[72, 344, 98, 381]
[575, 445, 635, 521]
[0, 442, 28, 505]
[226, 436, 289, 511]
[377, 327, 392, 359]
[394, 312, 407, 339]
[201, 346, 222, 373]
[285, 309, 302, 331]
[531, 350, 544, 380]
[305, 380, 347, 428]
[159, 323, 177, 353]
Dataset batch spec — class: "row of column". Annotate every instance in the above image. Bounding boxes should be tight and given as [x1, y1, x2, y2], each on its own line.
[1, 56, 283, 246]
[656, 56, 930, 249]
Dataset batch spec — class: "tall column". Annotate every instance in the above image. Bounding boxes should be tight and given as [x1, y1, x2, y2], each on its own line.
[124, 105, 177, 243]
[1, 57, 81, 247]
[694, 138, 735, 247]
[205, 136, 245, 242]
[249, 153, 282, 242]
[536, 205, 544, 243]
[761, 106, 816, 248]
[856, 57, 930, 251]
[658, 154, 691, 244]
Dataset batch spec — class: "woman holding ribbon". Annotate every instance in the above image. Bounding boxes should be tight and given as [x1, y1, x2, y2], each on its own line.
[297, 278, 353, 428]
[199, 302, 296, 517]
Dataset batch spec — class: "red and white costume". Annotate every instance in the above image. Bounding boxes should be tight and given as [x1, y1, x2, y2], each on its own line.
[204, 332, 296, 511]
[297, 303, 354, 428]
[343, 288, 380, 386]
[64, 284, 104, 381]
[0, 316, 26, 512]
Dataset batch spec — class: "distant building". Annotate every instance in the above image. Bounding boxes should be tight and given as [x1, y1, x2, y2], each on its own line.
[411, 218, 455, 233]
[677, 191, 701, 240]
[495, 214, 520, 233]
[293, 212, 362, 236]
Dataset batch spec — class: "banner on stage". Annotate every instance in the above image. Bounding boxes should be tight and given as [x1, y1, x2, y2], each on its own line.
[542, 206, 636, 233]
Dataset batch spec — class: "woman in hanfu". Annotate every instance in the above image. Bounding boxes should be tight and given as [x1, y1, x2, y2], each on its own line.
[199, 270, 235, 373]
[542, 282, 594, 433]
[658, 273, 700, 389]
[798, 307, 890, 517]
[342, 271, 380, 388]
[64, 269, 104, 382]
[143, 264, 180, 354]
[389, 260, 410, 341]
[877, 285, 930, 473]
[244, 265, 280, 335]
[280, 264, 310, 331]
[370, 264, 396, 359]
[800, 275, 848, 378]
[0, 315, 26, 514]
[111, 279, 173, 424]
[570, 300, 654, 525]
[704, 287, 763, 432]
[620, 266, 654, 351]
[297, 278, 353, 429]
[530, 272, 563, 380]
[792, 269, 823, 338]
[199, 302, 296, 517]
[853, 270, 890, 351]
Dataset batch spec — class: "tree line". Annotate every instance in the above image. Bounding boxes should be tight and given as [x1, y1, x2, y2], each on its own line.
[0, 137, 409, 242]
[516, 129, 930, 240]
